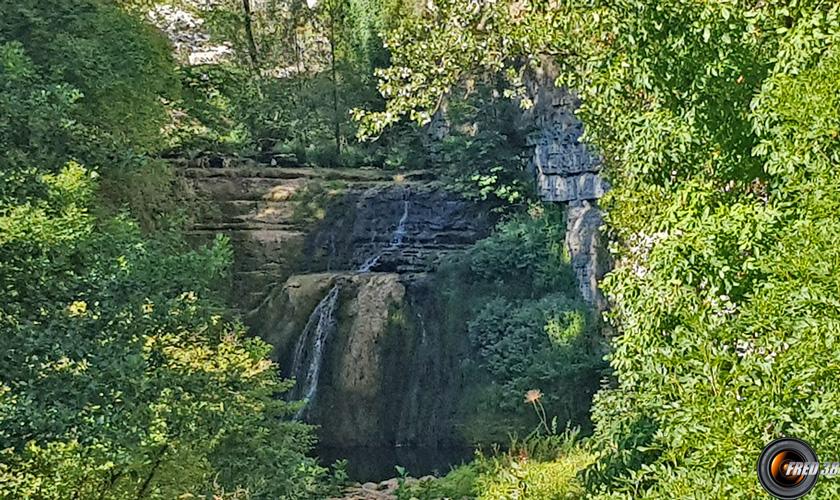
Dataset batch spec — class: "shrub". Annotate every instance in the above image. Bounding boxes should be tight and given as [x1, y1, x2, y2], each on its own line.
[468, 294, 597, 420]
[398, 430, 593, 500]
[434, 205, 605, 443]
[467, 205, 575, 294]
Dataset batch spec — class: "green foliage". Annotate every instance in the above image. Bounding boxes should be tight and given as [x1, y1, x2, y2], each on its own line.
[473, 449, 591, 500]
[0, 165, 335, 498]
[288, 179, 348, 223]
[362, 0, 840, 498]
[396, 462, 479, 500]
[353, 0, 529, 137]
[435, 205, 604, 443]
[0, 1, 188, 228]
[398, 429, 592, 500]
[0, 42, 80, 201]
[0, 3, 338, 498]
[168, 63, 253, 153]
[467, 205, 574, 293]
[169, 0, 428, 168]
[97, 157, 196, 234]
[468, 295, 597, 420]
[436, 84, 531, 206]
[0, 0, 177, 158]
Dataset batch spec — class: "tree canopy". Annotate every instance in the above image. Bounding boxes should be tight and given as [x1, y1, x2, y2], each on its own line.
[0, 1, 336, 497]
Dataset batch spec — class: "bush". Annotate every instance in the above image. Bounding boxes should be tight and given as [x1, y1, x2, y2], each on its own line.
[468, 294, 597, 421]
[467, 205, 575, 294]
[433, 205, 605, 443]
[440, 84, 531, 207]
[398, 430, 593, 500]
[0, 0, 177, 158]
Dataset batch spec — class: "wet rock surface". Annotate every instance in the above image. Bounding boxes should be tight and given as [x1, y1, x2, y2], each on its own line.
[180, 163, 490, 469]
[304, 184, 493, 275]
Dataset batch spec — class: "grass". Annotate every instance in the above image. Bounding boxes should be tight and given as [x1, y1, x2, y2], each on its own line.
[397, 430, 594, 500]
[474, 448, 594, 499]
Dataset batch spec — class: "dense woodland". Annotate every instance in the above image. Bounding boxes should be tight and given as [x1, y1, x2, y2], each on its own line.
[1, 0, 839, 498]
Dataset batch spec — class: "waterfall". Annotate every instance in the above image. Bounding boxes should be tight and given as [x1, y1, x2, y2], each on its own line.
[288, 285, 339, 419]
[289, 195, 412, 418]
[390, 199, 410, 247]
[358, 199, 410, 272]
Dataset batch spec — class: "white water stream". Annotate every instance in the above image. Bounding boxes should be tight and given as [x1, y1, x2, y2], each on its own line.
[289, 196, 411, 418]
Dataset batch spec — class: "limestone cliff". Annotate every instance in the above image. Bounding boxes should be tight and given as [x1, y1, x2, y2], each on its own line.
[421, 65, 612, 311]
[181, 163, 492, 450]
[521, 63, 611, 311]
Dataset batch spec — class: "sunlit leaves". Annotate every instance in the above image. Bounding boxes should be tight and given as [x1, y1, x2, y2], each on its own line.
[0, 3, 333, 497]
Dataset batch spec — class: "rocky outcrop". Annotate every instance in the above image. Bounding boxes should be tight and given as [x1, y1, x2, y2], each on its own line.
[181, 166, 490, 312]
[252, 272, 417, 447]
[565, 202, 609, 310]
[521, 62, 607, 204]
[308, 273, 410, 447]
[147, 3, 233, 65]
[255, 271, 473, 451]
[303, 184, 492, 275]
[331, 476, 436, 500]
[419, 64, 611, 310]
[521, 63, 611, 309]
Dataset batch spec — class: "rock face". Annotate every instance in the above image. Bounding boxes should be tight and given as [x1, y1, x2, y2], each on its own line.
[255, 272, 416, 447]
[298, 273, 469, 449]
[565, 202, 609, 310]
[520, 62, 611, 309]
[181, 166, 490, 311]
[183, 166, 403, 310]
[181, 164, 492, 452]
[303, 184, 491, 275]
[521, 62, 607, 204]
[147, 3, 233, 65]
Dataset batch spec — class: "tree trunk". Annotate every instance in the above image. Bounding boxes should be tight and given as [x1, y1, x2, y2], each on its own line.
[135, 446, 167, 500]
[294, 29, 308, 146]
[242, 0, 259, 69]
[329, 7, 341, 157]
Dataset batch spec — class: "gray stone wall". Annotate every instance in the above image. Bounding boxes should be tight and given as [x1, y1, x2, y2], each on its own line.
[520, 63, 607, 204]
[421, 65, 612, 310]
[521, 64, 610, 310]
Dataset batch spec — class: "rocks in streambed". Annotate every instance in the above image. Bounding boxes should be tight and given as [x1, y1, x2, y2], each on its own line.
[329, 480, 398, 500]
[331, 476, 436, 500]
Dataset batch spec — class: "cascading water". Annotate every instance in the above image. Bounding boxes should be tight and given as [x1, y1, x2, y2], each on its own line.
[358, 199, 410, 272]
[288, 285, 340, 419]
[289, 194, 412, 419]
[391, 199, 410, 246]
